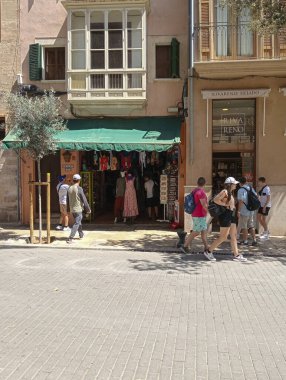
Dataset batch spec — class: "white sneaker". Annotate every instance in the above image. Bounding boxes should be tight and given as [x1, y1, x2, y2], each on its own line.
[233, 254, 248, 262]
[62, 226, 71, 231]
[260, 232, 269, 240]
[204, 250, 216, 262]
[56, 225, 63, 230]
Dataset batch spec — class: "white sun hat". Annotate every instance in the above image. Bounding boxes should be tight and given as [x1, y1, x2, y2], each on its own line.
[224, 177, 239, 185]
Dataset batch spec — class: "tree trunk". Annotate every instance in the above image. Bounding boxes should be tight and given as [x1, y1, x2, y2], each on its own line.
[37, 159, 42, 243]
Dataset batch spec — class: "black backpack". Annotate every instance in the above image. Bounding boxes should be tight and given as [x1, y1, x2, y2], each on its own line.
[243, 186, 260, 211]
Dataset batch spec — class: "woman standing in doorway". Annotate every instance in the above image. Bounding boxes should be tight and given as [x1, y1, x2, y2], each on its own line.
[204, 177, 247, 262]
[123, 171, 139, 223]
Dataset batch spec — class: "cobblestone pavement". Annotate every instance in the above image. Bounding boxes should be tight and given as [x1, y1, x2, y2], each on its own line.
[0, 247, 285, 380]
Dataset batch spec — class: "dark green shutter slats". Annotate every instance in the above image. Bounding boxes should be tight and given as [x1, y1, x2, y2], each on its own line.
[29, 43, 42, 81]
[171, 38, 180, 78]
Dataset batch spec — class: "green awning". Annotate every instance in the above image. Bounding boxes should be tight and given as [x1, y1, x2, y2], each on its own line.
[2, 117, 181, 152]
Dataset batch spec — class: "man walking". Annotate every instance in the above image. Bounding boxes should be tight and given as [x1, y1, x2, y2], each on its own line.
[67, 174, 91, 244]
[237, 177, 258, 246]
[257, 176, 271, 240]
[56, 175, 70, 231]
[180, 177, 209, 254]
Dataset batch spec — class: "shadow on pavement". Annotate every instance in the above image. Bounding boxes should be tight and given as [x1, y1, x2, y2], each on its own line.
[127, 249, 286, 274]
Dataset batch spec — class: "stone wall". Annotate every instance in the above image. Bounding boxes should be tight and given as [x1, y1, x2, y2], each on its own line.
[0, 149, 18, 221]
[0, 0, 20, 222]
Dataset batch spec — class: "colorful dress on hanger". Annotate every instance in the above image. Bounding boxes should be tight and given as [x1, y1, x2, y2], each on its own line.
[99, 155, 109, 171]
[120, 153, 132, 171]
[123, 177, 139, 217]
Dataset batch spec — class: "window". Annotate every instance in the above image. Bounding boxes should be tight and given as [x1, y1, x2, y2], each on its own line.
[68, 8, 146, 99]
[215, 1, 253, 58]
[212, 99, 256, 145]
[155, 38, 180, 79]
[29, 44, 65, 81]
[45, 48, 65, 80]
[156, 45, 171, 78]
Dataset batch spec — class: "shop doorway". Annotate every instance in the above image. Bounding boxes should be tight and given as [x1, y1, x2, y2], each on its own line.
[79, 148, 179, 224]
[212, 98, 256, 194]
[35, 152, 61, 213]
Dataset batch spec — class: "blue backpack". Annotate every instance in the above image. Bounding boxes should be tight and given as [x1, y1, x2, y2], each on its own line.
[184, 189, 198, 214]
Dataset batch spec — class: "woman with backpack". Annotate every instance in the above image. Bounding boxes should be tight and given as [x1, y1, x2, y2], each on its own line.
[204, 177, 247, 262]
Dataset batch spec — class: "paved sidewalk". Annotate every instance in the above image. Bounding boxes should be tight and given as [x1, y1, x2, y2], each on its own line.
[0, 247, 285, 380]
[0, 223, 285, 257]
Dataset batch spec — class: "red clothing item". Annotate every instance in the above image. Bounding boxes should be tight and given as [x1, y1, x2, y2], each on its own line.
[192, 188, 207, 217]
[100, 155, 109, 171]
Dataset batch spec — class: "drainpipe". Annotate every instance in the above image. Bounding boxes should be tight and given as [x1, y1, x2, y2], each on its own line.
[188, 0, 194, 164]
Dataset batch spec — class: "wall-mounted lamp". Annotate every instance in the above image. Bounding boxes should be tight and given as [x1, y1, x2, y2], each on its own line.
[63, 150, 72, 163]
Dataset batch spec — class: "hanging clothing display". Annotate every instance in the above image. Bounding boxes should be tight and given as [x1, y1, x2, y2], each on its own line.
[120, 152, 132, 171]
[123, 176, 139, 217]
[139, 151, 146, 174]
[99, 154, 109, 171]
[111, 155, 119, 171]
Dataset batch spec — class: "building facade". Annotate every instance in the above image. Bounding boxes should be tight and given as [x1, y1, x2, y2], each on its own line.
[185, 0, 286, 235]
[10, 0, 188, 225]
[0, 0, 20, 221]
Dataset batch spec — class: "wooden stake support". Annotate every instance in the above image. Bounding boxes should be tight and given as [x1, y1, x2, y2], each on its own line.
[29, 173, 51, 244]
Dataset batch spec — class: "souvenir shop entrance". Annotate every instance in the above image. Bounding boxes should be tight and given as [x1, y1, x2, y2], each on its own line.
[79, 147, 180, 224]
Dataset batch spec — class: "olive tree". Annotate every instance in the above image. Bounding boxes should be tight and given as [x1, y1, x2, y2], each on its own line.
[220, 0, 286, 34]
[5, 92, 67, 242]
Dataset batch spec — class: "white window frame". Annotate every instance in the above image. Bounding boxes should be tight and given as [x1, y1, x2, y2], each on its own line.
[67, 7, 146, 100]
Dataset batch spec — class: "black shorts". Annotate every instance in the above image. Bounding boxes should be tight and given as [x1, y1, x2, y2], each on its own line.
[258, 207, 270, 216]
[146, 197, 159, 207]
[218, 209, 236, 228]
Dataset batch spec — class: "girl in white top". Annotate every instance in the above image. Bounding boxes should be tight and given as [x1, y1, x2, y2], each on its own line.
[204, 177, 247, 262]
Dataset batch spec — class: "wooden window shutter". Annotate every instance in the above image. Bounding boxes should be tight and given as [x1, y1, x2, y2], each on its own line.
[29, 44, 42, 81]
[263, 35, 273, 58]
[171, 38, 180, 78]
[199, 0, 210, 60]
[278, 0, 286, 57]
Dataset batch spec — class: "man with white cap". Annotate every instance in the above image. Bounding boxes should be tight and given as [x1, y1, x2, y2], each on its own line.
[67, 174, 91, 244]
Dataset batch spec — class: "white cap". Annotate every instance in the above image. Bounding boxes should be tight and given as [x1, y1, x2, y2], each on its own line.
[224, 176, 239, 185]
[73, 174, 81, 180]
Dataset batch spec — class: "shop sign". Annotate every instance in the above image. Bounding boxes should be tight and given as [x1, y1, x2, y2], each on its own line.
[160, 175, 168, 204]
[62, 164, 74, 171]
[221, 113, 245, 136]
[202, 88, 271, 100]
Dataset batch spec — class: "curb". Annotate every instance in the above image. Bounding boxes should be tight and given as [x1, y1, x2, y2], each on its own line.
[0, 244, 285, 258]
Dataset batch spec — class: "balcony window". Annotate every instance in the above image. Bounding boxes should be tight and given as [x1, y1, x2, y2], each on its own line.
[215, 1, 253, 58]
[68, 8, 146, 100]
[71, 12, 86, 70]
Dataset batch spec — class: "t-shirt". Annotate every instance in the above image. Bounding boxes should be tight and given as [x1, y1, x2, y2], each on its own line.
[192, 188, 207, 218]
[237, 185, 256, 216]
[56, 183, 69, 205]
[144, 179, 154, 199]
[259, 185, 271, 207]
